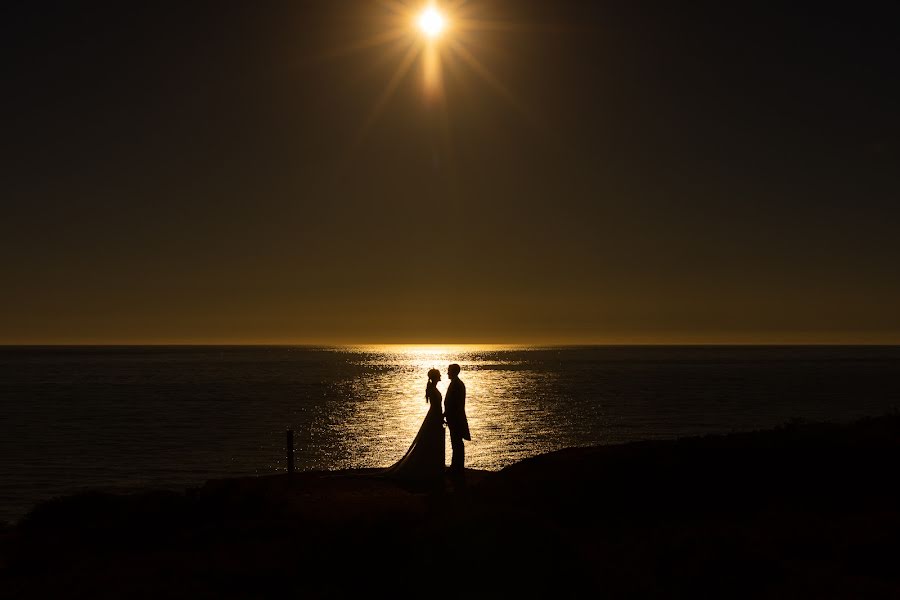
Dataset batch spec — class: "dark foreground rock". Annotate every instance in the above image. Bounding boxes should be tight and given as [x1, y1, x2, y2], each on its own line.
[2, 415, 899, 598]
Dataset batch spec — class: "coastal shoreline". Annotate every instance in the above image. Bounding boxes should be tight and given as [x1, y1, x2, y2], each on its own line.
[2, 414, 899, 598]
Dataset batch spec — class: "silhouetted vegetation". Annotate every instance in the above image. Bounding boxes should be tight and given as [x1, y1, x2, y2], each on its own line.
[2, 415, 899, 598]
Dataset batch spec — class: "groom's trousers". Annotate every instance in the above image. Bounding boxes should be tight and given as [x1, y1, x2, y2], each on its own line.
[449, 430, 465, 473]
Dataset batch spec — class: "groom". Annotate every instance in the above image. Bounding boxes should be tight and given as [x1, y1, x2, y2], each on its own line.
[443, 363, 470, 477]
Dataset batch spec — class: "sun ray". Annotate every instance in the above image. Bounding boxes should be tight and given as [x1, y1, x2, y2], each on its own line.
[446, 39, 545, 134]
[351, 43, 423, 152]
[454, 18, 572, 34]
[452, 29, 512, 63]
[354, 34, 419, 83]
[374, 0, 412, 17]
[299, 28, 410, 68]
[439, 41, 465, 84]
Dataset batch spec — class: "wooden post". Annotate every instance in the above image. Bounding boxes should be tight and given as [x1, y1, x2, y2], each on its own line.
[286, 429, 295, 475]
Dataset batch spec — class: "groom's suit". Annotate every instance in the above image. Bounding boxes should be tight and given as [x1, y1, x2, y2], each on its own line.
[444, 376, 470, 473]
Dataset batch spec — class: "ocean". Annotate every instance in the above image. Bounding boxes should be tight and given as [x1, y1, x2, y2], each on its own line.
[2, 345, 899, 523]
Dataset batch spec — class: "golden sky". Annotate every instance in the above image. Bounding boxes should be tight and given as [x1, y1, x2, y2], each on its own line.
[3, 1, 899, 344]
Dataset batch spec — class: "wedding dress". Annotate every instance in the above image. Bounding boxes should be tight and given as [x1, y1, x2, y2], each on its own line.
[383, 384, 446, 481]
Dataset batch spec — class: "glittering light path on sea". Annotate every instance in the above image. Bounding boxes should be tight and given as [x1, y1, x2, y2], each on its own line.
[307, 345, 583, 472]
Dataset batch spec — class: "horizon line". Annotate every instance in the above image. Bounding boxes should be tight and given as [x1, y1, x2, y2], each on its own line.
[2, 341, 900, 348]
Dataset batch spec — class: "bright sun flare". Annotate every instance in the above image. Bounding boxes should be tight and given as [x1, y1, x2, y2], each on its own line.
[339, 1, 536, 147]
[417, 6, 446, 39]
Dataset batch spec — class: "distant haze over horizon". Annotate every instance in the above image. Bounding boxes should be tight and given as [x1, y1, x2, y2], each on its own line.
[3, 1, 899, 345]
[5, 335, 900, 347]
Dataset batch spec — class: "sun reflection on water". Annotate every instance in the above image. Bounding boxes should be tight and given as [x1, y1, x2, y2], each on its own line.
[325, 345, 566, 471]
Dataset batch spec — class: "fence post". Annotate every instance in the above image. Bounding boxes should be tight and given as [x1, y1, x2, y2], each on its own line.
[286, 429, 295, 475]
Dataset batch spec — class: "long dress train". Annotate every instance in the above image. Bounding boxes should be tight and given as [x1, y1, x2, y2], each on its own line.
[382, 385, 445, 481]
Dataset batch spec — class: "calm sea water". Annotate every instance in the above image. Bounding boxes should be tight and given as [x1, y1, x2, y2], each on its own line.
[2, 345, 899, 523]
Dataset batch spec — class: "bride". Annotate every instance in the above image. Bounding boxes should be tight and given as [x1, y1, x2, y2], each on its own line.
[383, 368, 445, 481]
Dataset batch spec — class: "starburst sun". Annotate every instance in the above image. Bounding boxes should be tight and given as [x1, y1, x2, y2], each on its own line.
[312, 1, 545, 152]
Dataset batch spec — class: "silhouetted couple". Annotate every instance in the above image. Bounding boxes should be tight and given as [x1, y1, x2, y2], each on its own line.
[384, 363, 470, 483]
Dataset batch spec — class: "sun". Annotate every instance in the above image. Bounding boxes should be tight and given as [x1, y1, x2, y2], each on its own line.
[323, 0, 542, 149]
[417, 6, 446, 39]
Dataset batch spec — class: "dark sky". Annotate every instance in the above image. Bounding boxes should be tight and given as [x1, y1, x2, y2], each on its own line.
[3, 1, 899, 344]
